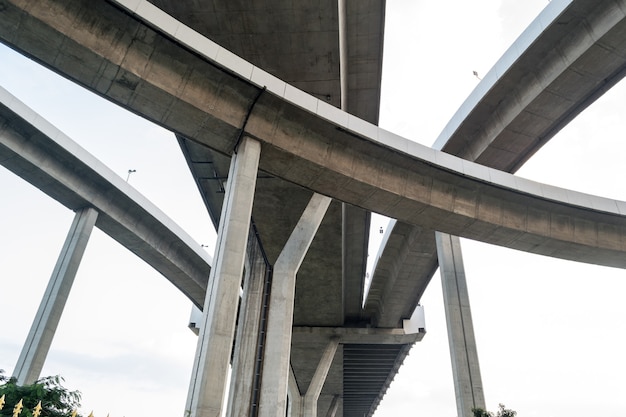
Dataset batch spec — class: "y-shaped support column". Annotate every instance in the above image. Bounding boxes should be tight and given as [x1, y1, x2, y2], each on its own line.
[287, 339, 339, 417]
[288, 365, 303, 416]
[14, 207, 98, 385]
[325, 395, 340, 417]
[435, 232, 485, 417]
[258, 193, 332, 417]
[187, 137, 261, 417]
[303, 339, 339, 417]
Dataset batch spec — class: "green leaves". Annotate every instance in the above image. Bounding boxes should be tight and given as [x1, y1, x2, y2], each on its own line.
[0, 371, 82, 417]
[472, 403, 517, 417]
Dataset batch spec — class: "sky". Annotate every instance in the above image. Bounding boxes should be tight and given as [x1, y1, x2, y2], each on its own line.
[1, 1, 626, 416]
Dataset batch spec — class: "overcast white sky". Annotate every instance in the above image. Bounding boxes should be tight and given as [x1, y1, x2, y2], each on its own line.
[2, 1, 626, 416]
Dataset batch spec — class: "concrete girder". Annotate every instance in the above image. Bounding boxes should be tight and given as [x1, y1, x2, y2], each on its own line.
[291, 327, 423, 346]
[290, 326, 422, 417]
[436, 0, 626, 172]
[364, 221, 438, 327]
[0, 86, 211, 307]
[342, 204, 370, 323]
[187, 136, 261, 417]
[366, 0, 626, 328]
[3, 0, 626, 273]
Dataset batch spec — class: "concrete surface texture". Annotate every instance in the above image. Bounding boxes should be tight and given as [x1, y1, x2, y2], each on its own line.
[2, 0, 626, 416]
[366, 0, 626, 333]
[0, 85, 212, 306]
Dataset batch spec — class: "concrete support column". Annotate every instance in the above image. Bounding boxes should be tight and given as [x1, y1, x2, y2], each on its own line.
[258, 193, 332, 417]
[288, 366, 303, 417]
[287, 340, 338, 417]
[13, 207, 98, 385]
[435, 232, 485, 417]
[303, 340, 339, 417]
[324, 396, 340, 417]
[226, 230, 267, 417]
[187, 136, 261, 417]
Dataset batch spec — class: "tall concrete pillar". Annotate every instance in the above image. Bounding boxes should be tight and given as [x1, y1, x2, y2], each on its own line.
[303, 339, 339, 417]
[187, 136, 261, 417]
[226, 230, 268, 417]
[435, 232, 485, 417]
[258, 193, 332, 417]
[13, 207, 98, 385]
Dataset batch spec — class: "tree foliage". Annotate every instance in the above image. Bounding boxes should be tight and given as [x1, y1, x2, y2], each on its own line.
[472, 403, 517, 417]
[0, 370, 82, 417]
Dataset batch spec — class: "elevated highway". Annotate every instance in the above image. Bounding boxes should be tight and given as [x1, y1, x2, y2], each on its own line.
[365, 0, 626, 328]
[0, 86, 212, 305]
[2, 0, 626, 416]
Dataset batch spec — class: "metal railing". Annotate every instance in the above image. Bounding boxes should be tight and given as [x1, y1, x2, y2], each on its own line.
[0, 394, 95, 417]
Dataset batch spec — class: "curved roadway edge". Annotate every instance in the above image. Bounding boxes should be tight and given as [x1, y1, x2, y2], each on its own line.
[366, 0, 626, 327]
[3, 0, 626, 273]
[0, 86, 212, 307]
[117, 0, 626, 263]
[3, 2, 626, 416]
[436, 0, 626, 170]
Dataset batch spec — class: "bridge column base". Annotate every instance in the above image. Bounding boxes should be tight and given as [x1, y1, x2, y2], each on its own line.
[436, 232, 486, 417]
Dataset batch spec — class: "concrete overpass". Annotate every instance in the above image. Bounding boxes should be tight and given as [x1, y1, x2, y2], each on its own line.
[0, 86, 212, 306]
[0, 83, 215, 385]
[366, 0, 626, 330]
[2, 0, 626, 416]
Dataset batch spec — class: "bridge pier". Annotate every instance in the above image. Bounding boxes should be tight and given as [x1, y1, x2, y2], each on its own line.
[302, 339, 339, 417]
[258, 193, 332, 417]
[288, 365, 302, 416]
[13, 207, 98, 385]
[186, 136, 261, 417]
[226, 230, 269, 417]
[436, 232, 486, 417]
[286, 340, 339, 417]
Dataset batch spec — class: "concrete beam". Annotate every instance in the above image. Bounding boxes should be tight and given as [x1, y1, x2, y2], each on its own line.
[5, 0, 626, 271]
[13, 207, 98, 385]
[364, 0, 626, 330]
[259, 193, 332, 417]
[436, 232, 486, 417]
[435, 0, 626, 172]
[292, 326, 424, 345]
[187, 136, 260, 417]
[0, 86, 211, 307]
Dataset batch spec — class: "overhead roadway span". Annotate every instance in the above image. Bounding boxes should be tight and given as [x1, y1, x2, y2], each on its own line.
[0, 0, 388, 414]
[3, 0, 626, 416]
[365, 0, 626, 328]
[0, 86, 212, 307]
